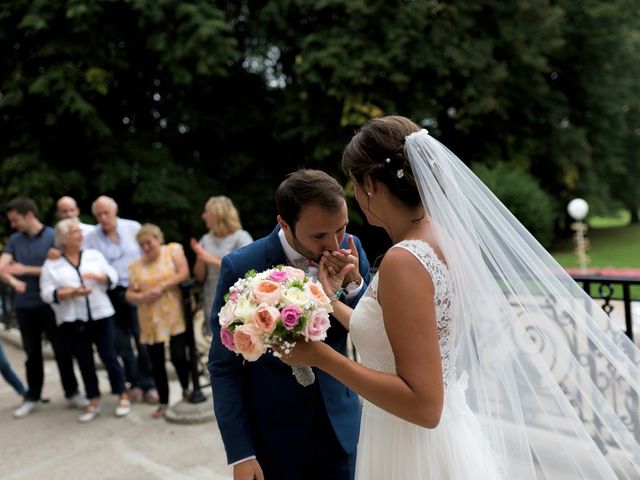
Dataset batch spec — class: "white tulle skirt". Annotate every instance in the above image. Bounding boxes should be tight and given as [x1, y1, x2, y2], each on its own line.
[355, 374, 503, 480]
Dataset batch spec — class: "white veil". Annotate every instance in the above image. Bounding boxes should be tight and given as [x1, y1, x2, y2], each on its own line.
[404, 129, 640, 478]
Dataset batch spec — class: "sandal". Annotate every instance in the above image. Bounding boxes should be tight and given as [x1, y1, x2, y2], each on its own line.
[151, 404, 168, 419]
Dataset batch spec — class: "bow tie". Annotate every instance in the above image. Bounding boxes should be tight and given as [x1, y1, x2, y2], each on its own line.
[290, 257, 318, 272]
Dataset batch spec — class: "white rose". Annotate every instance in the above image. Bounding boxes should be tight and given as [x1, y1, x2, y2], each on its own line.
[235, 295, 257, 323]
[218, 301, 237, 327]
[282, 287, 310, 307]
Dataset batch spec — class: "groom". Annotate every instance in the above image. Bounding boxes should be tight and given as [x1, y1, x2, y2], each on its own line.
[208, 169, 371, 480]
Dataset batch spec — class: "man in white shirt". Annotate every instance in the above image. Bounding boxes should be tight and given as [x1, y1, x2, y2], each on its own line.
[84, 195, 158, 403]
[55, 196, 94, 236]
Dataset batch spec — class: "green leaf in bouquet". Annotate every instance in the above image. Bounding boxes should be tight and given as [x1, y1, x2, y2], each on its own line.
[245, 269, 257, 279]
[288, 279, 304, 291]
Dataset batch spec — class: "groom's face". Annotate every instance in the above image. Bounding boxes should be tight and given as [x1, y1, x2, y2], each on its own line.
[279, 201, 349, 262]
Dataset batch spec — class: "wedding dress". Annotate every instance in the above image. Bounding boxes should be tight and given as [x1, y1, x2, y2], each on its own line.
[347, 125, 640, 479]
[350, 239, 502, 479]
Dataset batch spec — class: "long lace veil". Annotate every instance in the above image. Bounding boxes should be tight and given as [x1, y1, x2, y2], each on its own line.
[404, 129, 640, 479]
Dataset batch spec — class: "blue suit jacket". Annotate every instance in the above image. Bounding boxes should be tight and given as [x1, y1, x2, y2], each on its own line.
[208, 226, 371, 466]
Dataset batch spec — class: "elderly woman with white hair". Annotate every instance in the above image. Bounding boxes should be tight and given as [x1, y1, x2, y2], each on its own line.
[40, 217, 131, 422]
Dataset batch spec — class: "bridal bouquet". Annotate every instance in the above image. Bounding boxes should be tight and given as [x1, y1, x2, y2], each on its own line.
[218, 265, 332, 385]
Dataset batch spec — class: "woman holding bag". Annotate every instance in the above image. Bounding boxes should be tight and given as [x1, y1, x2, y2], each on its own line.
[126, 224, 190, 418]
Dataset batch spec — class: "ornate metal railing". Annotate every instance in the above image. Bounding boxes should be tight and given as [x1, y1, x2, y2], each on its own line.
[532, 274, 640, 466]
[570, 274, 640, 341]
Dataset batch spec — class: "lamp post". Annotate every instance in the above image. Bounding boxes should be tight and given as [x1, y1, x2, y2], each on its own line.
[567, 198, 590, 274]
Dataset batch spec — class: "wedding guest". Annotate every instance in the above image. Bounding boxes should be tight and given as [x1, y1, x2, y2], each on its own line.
[0, 339, 26, 399]
[126, 224, 190, 418]
[84, 195, 158, 404]
[0, 197, 85, 418]
[208, 170, 371, 480]
[190, 196, 252, 333]
[40, 218, 131, 422]
[55, 196, 94, 235]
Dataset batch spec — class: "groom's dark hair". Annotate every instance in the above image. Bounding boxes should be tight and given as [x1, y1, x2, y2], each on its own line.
[276, 169, 345, 233]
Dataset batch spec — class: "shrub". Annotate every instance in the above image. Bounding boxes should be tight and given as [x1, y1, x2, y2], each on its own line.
[473, 163, 556, 248]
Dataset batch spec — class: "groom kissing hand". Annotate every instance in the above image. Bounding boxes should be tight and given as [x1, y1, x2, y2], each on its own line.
[208, 169, 371, 480]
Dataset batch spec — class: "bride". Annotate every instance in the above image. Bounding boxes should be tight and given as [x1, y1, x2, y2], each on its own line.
[281, 115, 640, 479]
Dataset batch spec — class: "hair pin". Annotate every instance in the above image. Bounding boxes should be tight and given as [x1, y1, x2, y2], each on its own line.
[385, 158, 391, 163]
[396, 169, 404, 179]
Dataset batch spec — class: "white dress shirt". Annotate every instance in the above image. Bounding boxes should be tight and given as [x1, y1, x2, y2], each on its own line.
[40, 249, 118, 325]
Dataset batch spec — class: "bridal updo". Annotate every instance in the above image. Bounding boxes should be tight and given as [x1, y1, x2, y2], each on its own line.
[342, 115, 422, 207]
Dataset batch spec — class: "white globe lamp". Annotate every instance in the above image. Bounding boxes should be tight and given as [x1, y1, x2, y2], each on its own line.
[567, 198, 590, 273]
[567, 198, 589, 221]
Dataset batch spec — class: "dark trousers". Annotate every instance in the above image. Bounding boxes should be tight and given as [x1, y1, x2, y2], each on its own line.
[15, 304, 79, 401]
[60, 316, 126, 399]
[107, 288, 154, 391]
[147, 332, 190, 405]
[257, 396, 356, 480]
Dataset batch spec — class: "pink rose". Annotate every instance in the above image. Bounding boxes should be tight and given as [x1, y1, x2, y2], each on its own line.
[251, 280, 282, 305]
[281, 305, 303, 330]
[233, 324, 265, 361]
[220, 327, 236, 351]
[268, 270, 289, 283]
[305, 309, 331, 341]
[282, 266, 305, 281]
[229, 291, 240, 302]
[254, 303, 280, 333]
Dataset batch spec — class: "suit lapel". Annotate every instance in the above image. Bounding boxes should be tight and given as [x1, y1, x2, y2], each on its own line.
[264, 226, 287, 267]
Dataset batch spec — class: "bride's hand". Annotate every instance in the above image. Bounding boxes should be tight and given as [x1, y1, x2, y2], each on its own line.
[319, 255, 355, 298]
[278, 340, 328, 368]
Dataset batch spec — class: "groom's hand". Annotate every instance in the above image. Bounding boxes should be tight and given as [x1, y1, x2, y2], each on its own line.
[234, 459, 264, 480]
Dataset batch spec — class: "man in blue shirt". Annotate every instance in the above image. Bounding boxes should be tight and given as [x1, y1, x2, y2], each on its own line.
[84, 195, 157, 403]
[0, 197, 86, 418]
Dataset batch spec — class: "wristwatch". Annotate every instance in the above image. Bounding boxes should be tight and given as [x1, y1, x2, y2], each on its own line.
[343, 279, 361, 295]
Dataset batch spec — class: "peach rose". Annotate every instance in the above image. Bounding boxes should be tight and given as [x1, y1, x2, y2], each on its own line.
[233, 324, 266, 361]
[251, 280, 282, 305]
[253, 303, 280, 333]
[306, 282, 330, 306]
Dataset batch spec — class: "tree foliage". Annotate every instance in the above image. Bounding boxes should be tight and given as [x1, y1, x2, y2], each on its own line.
[1, 0, 638, 256]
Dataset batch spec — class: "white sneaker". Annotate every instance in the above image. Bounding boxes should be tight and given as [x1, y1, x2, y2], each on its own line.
[13, 400, 38, 419]
[78, 405, 100, 423]
[68, 393, 90, 409]
[114, 398, 131, 418]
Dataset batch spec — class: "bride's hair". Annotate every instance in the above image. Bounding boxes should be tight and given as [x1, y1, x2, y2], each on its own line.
[342, 115, 422, 207]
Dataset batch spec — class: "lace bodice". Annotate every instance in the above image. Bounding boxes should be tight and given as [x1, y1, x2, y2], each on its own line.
[350, 240, 454, 387]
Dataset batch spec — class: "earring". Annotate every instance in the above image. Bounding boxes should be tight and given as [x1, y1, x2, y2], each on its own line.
[367, 192, 372, 197]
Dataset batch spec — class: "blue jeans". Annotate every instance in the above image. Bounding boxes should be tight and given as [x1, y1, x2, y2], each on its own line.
[60, 316, 126, 399]
[0, 339, 26, 396]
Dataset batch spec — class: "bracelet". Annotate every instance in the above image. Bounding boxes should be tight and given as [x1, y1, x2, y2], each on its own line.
[329, 287, 345, 302]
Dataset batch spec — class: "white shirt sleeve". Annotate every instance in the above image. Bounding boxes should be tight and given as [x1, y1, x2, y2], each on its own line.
[230, 455, 257, 466]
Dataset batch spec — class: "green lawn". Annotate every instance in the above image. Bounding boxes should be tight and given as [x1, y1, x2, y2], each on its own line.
[550, 223, 640, 269]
